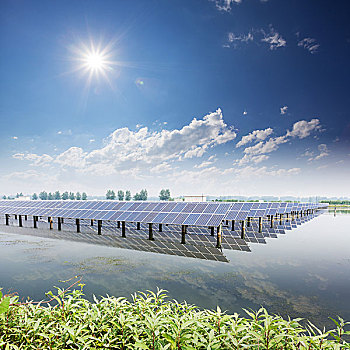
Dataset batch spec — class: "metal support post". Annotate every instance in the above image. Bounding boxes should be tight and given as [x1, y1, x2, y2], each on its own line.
[49, 217, 53, 230]
[241, 220, 245, 239]
[117, 221, 120, 228]
[33, 216, 37, 228]
[76, 218, 80, 233]
[58, 217, 62, 231]
[216, 224, 222, 249]
[5, 214, 9, 226]
[231, 220, 235, 231]
[148, 223, 154, 240]
[122, 221, 126, 237]
[98, 220, 102, 235]
[159, 223, 162, 232]
[258, 217, 262, 233]
[137, 222, 140, 230]
[91, 219, 94, 226]
[247, 217, 251, 227]
[181, 225, 186, 244]
[210, 226, 214, 236]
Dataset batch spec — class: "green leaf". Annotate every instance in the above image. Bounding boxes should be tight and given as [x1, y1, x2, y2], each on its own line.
[0, 296, 10, 314]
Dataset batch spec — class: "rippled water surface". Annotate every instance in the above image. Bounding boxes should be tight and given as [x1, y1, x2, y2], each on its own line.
[0, 211, 349, 328]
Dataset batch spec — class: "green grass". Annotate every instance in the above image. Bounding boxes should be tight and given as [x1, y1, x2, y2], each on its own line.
[0, 280, 349, 349]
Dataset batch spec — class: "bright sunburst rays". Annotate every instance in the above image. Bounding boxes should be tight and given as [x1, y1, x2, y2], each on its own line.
[71, 40, 118, 89]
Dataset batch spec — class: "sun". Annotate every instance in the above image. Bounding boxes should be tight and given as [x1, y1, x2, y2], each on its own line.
[85, 53, 105, 70]
[69, 39, 118, 86]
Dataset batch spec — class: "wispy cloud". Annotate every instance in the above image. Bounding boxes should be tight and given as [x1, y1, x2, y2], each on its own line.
[224, 27, 286, 51]
[213, 0, 241, 12]
[261, 26, 286, 50]
[280, 106, 288, 115]
[235, 119, 322, 165]
[236, 128, 274, 147]
[224, 31, 253, 48]
[298, 37, 320, 54]
[308, 144, 329, 161]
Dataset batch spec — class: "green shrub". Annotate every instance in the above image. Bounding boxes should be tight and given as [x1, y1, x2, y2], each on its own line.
[0, 281, 349, 349]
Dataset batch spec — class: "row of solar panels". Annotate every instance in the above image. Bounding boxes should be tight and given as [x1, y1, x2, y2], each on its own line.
[0, 200, 327, 227]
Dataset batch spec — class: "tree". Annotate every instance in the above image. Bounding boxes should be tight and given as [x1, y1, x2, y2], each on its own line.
[32, 193, 38, 200]
[159, 189, 171, 201]
[54, 191, 61, 200]
[106, 190, 116, 200]
[82, 192, 87, 200]
[69, 192, 75, 200]
[134, 189, 148, 201]
[2, 195, 6, 200]
[48, 192, 54, 200]
[117, 190, 124, 201]
[39, 191, 48, 200]
[76, 192, 81, 200]
[62, 191, 69, 200]
[125, 190, 131, 201]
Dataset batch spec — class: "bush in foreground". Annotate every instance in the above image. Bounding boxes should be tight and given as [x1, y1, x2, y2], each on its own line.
[0, 281, 349, 349]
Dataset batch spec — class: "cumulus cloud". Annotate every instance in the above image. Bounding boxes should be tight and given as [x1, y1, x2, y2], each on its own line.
[286, 118, 321, 138]
[235, 154, 270, 166]
[308, 144, 329, 161]
[12, 153, 54, 167]
[235, 118, 322, 166]
[298, 38, 320, 54]
[236, 128, 273, 148]
[261, 26, 286, 50]
[150, 162, 172, 174]
[13, 109, 236, 176]
[244, 136, 288, 156]
[280, 106, 288, 115]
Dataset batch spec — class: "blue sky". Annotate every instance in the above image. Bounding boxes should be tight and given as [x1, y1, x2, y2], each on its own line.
[0, 0, 349, 197]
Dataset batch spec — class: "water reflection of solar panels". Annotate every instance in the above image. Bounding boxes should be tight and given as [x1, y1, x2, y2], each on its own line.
[0, 200, 327, 262]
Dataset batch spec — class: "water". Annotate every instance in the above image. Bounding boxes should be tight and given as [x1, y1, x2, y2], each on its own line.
[0, 211, 349, 329]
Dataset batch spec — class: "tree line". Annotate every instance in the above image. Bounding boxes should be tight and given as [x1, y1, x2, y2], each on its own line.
[106, 189, 172, 201]
[106, 189, 148, 201]
[33, 191, 87, 200]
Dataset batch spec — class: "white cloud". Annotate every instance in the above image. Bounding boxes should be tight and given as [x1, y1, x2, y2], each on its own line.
[12, 153, 54, 167]
[233, 165, 300, 178]
[309, 144, 329, 161]
[235, 118, 322, 166]
[214, 0, 241, 12]
[12, 136, 18, 140]
[4, 170, 42, 181]
[261, 26, 286, 50]
[244, 135, 288, 156]
[286, 118, 321, 139]
[298, 38, 320, 54]
[235, 154, 270, 166]
[236, 128, 274, 147]
[280, 106, 288, 115]
[150, 162, 172, 173]
[225, 31, 253, 48]
[14, 109, 236, 175]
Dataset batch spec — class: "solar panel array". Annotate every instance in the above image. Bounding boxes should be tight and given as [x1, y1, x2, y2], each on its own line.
[0, 204, 324, 262]
[0, 200, 327, 228]
[0, 200, 232, 227]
